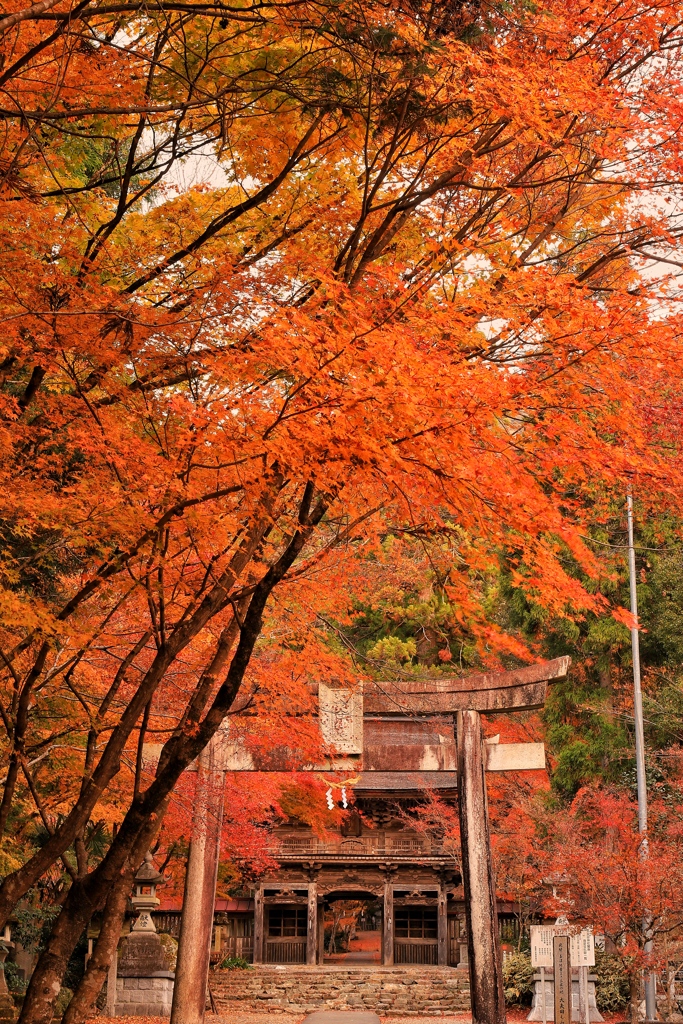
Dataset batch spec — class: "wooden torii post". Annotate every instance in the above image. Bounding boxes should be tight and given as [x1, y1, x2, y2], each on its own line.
[362, 658, 571, 1024]
[170, 656, 570, 1024]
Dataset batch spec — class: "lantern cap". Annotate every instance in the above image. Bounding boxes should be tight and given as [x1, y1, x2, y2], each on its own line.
[134, 851, 164, 886]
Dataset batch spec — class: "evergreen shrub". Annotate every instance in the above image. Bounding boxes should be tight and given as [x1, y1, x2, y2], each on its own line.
[503, 951, 535, 1005]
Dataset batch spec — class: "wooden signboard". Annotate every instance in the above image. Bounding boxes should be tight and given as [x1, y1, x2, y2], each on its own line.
[531, 926, 555, 1024]
[553, 936, 572, 1024]
[571, 930, 595, 1024]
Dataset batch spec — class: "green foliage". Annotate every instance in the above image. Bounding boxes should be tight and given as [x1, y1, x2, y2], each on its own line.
[217, 955, 252, 970]
[12, 900, 60, 955]
[593, 951, 629, 1012]
[11, 894, 87, 996]
[158, 933, 178, 972]
[499, 514, 683, 801]
[4, 961, 26, 994]
[366, 635, 416, 664]
[503, 951, 535, 1005]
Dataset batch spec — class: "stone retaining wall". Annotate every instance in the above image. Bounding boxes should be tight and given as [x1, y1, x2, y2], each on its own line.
[211, 965, 471, 1015]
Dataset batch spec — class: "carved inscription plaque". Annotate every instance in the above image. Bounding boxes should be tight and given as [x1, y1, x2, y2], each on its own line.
[319, 683, 363, 754]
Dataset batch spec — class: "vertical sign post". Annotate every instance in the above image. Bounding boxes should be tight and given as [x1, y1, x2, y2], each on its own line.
[531, 927, 555, 1024]
[554, 936, 571, 1024]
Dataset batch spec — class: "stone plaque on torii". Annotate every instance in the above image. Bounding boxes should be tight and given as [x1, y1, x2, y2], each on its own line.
[170, 656, 570, 1024]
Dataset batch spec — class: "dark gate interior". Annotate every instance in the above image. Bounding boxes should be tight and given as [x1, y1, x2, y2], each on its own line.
[265, 904, 307, 963]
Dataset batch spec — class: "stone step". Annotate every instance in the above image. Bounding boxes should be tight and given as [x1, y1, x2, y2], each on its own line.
[304, 1014, 380, 1024]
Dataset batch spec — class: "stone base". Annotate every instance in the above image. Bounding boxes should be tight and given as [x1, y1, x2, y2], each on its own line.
[0, 995, 15, 1023]
[528, 972, 603, 1022]
[212, 965, 470, 1015]
[114, 972, 175, 1016]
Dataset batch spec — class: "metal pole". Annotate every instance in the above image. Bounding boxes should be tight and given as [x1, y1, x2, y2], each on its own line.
[626, 492, 657, 1022]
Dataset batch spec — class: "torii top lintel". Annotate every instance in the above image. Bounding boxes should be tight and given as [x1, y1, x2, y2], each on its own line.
[360, 656, 570, 715]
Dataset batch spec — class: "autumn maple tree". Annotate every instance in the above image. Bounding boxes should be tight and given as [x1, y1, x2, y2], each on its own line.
[2, 0, 683, 1019]
[541, 786, 683, 1023]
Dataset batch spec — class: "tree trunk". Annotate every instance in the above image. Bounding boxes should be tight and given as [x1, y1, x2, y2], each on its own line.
[18, 881, 95, 1024]
[0, 513, 270, 933]
[19, 801, 169, 1024]
[17, 491, 325, 1024]
[61, 864, 136, 1024]
[629, 970, 641, 1024]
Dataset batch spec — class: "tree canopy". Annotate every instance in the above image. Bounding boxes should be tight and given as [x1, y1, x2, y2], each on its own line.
[2, 0, 683, 1019]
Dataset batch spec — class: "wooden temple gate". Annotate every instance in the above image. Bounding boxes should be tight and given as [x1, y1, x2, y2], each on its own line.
[170, 657, 570, 1024]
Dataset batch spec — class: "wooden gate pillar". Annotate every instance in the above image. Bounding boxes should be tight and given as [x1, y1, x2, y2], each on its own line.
[307, 880, 318, 965]
[317, 903, 325, 964]
[437, 883, 448, 966]
[457, 709, 506, 1024]
[383, 877, 394, 965]
[253, 886, 264, 963]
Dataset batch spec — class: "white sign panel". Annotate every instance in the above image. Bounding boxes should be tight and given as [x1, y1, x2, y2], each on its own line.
[531, 926, 555, 968]
[531, 925, 596, 968]
[570, 928, 595, 967]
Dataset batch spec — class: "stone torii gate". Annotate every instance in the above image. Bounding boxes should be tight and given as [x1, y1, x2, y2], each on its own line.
[169, 656, 570, 1024]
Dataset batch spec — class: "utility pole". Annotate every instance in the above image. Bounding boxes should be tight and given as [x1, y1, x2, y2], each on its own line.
[626, 491, 657, 1022]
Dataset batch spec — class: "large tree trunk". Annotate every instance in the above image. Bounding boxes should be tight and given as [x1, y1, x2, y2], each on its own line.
[61, 870, 131, 1024]
[61, 807, 167, 1024]
[17, 492, 324, 1024]
[19, 799, 169, 1024]
[18, 881, 96, 1024]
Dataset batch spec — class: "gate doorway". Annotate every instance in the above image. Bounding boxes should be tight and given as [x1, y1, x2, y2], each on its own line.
[323, 894, 382, 965]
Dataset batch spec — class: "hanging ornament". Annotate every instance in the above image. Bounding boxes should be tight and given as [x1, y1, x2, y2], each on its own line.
[341, 786, 348, 809]
[326, 787, 334, 810]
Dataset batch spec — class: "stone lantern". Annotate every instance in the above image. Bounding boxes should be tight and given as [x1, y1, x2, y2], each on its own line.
[0, 921, 16, 1021]
[131, 852, 164, 933]
[115, 853, 175, 1016]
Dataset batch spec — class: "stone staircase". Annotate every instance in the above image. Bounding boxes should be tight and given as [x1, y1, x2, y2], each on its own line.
[211, 965, 471, 1015]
